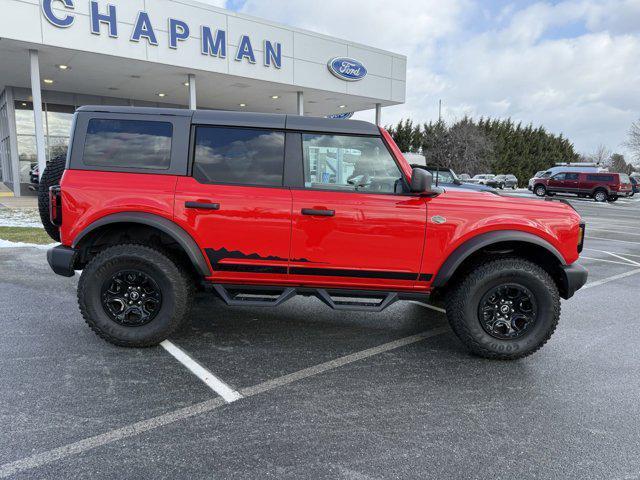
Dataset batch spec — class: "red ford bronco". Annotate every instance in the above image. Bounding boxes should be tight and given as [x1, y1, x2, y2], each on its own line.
[41, 106, 587, 360]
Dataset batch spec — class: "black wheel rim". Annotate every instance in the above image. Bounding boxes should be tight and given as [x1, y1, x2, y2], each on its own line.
[478, 284, 537, 340]
[101, 270, 162, 327]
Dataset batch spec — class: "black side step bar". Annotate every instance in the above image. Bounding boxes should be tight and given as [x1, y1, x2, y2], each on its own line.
[211, 284, 427, 312]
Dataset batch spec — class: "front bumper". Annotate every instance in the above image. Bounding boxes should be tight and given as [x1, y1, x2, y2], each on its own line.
[558, 263, 588, 299]
[47, 245, 77, 277]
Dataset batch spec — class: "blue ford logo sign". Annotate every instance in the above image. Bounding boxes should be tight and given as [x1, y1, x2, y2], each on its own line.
[328, 57, 367, 81]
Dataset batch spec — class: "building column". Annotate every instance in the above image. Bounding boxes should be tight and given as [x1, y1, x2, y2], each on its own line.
[29, 50, 47, 181]
[297, 91, 304, 116]
[375, 103, 382, 126]
[5, 87, 21, 196]
[188, 74, 197, 110]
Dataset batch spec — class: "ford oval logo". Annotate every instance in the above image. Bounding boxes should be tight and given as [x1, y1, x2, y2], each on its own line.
[328, 57, 367, 82]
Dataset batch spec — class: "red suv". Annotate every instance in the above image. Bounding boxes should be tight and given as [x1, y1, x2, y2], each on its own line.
[533, 172, 633, 202]
[40, 106, 587, 360]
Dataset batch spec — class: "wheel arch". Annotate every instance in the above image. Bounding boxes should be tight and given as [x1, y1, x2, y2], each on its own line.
[72, 212, 210, 276]
[432, 230, 566, 290]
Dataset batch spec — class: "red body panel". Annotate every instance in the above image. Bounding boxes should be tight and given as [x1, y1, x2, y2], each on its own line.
[60, 128, 583, 293]
[59, 170, 178, 246]
[289, 189, 426, 290]
[173, 177, 292, 284]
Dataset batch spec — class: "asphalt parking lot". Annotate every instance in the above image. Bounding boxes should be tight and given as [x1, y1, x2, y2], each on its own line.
[1, 192, 640, 479]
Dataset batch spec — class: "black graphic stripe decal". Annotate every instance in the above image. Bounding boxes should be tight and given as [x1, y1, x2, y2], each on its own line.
[289, 267, 417, 280]
[205, 247, 430, 281]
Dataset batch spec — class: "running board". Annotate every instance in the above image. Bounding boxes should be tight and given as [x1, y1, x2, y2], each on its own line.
[211, 284, 426, 312]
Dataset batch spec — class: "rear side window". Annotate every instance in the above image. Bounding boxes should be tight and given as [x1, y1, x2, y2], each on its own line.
[83, 119, 172, 169]
[193, 127, 285, 187]
[566, 173, 579, 180]
[587, 174, 614, 182]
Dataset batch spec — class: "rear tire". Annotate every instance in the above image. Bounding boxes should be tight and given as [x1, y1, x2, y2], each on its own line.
[445, 257, 560, 360]
[593, 189, 608, 202]
[37, 154, 66, 242]
[78, 244, 194, 347]
[534, 185, 546, 197]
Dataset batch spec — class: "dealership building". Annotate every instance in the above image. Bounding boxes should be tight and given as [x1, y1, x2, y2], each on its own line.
[0, 0, 407, 196]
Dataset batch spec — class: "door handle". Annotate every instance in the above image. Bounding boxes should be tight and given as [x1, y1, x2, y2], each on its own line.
[185, 201, 220, 210]
[301, 208, 335, 217]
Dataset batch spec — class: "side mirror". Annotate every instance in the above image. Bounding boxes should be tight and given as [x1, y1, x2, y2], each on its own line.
[410, 168, 443, 196]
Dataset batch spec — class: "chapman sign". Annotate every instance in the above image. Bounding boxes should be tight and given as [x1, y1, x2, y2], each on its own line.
[41, 0, 283, 68]
[327, 57, 367, 82]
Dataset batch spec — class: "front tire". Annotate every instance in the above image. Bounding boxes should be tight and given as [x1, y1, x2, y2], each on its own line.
[445, 257, 560, 360]
[534, 185, 547, 197]
[78, 244, 193, 347]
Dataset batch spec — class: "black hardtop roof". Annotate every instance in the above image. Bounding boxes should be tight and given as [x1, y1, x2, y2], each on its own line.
[76, 105, 379, 136]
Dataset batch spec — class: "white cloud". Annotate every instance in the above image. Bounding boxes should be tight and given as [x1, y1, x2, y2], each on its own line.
[234, 0, 640, 158]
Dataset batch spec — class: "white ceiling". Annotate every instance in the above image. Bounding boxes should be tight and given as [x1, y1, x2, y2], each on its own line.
[0, 39, 392, 117]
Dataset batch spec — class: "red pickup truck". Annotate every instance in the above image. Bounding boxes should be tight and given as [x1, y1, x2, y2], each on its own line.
[533, 172, 633, 202]
[40, 106, 587, 360]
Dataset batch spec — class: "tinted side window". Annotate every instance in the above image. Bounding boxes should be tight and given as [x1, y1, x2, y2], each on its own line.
[552, 173, 566, 181]
[587, 174, 614, 182]
[566, 173, 579, 180]
[302, 134, 402, 193]
[83, 119, 172, 169]
[193, 127, 285, 187]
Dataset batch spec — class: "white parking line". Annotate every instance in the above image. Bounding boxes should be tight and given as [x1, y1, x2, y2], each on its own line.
[584, 248, 640, 259]
[579, 256, 639, 267]
[0, 326, 448, 478]
[603, 251, 640, 267]
[586, 236, 640, 245]
[587, 228, 640, 237]
[581, 269, 640, 290]
[161, 340, 242, 403]
[409, 301, 447, 314]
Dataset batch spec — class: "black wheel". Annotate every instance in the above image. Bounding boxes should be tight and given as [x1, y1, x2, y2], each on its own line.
[608, 195, 618, 203]
[37, 154, 66, 242]
[534, 185, 546, 197]
[593, 189, 608, 202]
[78, 244, 194, 347]
[445, 257, 560, 360]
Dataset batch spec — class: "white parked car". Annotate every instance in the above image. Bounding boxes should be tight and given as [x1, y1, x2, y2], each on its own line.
[467, 174, 495, 185]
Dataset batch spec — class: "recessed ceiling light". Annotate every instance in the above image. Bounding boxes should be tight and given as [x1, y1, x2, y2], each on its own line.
[21, 102, 27, 106]
[271, 95, 279, 99]
[183, 82, 190, 87]
[239, 103, 246, 107]
[57, 64, 70, 70]
[339, 105, 346, 108]
[157, 93, 166, 97]
[43, 79, 54, 84]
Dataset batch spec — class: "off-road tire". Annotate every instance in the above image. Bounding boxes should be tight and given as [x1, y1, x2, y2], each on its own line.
[593, 189, 608, 202]
[37, 155, 66, 242]
[78, 244, 194, 347]
[534, 185, 546, 197]
[445, 257, 560, 360]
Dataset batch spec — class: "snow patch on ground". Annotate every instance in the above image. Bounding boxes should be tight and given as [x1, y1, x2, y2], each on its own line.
[0, 239, 57, 250]
[0, 208, 42, 228]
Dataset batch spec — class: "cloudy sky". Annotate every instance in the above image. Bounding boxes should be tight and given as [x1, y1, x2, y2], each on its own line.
[203, 0, 639, 159]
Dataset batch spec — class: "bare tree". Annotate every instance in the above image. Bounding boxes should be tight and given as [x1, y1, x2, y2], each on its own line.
[624, 120, 640, 165]
[589, 144, 612, 167]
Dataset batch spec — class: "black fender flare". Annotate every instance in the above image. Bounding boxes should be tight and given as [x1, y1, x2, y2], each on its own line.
[72, 212, 211, 276]
[431, 230, 566, 288]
